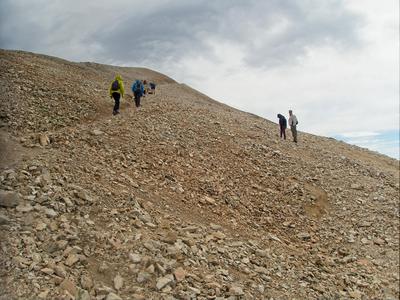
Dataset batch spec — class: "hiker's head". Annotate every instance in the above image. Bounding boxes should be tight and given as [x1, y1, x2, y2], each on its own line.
[277, 114, 282, 118]
[115, 74, 122, 80]
[289, 110, 293, 116]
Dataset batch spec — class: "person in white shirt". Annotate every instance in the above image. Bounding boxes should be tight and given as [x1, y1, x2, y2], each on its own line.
[288, 110, 298, 143]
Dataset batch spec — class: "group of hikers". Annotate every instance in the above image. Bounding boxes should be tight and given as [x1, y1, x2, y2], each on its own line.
[277, 110, 298, 143]
[109, 75, 156, 115]
[109, 75, 299, 142]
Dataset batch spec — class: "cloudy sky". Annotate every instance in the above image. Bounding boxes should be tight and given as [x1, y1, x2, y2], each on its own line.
[1, 0, 398, 158]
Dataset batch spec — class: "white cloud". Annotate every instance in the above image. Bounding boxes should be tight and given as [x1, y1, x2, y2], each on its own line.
[339, 131, 380, 138]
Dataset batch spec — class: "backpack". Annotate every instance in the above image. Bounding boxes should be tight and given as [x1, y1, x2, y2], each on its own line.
[111, 80, 119, 91]
[135, 82, 142, 92]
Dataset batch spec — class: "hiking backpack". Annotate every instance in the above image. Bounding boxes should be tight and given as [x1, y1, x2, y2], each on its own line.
[111, 80, 119, 91]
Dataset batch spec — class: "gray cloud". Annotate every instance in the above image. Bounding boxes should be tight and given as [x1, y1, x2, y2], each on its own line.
[0, 0, 363, 68]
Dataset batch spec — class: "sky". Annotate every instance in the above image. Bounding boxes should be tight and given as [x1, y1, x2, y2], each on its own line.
[0, 0, 398, 159]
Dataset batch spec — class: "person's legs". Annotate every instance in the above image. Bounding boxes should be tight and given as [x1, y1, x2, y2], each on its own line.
[283, 128, 286, 140]
[112, 92, 120, 114]
[291, 125, 297, 142]
[280, 126, 284, 138]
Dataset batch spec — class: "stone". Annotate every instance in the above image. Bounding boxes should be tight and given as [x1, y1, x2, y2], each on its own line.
[38, 133, 50, 146]
[203, 196, 216, 205]
[65, 253, 79, 266]
[297, 232, 311, 240]
[36, 222, 47, 231]
[0, 190, 19, 207]
[91, 129, 104, 136]
[162, 232, 178, 244]
[374, 238, 385, 246]
[137, 272, 151, 283]
[129, 253, 142, 263]
[106, 292, 122, 300]
[77, 289, 91, 300]
[229, 285, 244, 296]
[16, 203, 34, 213]
[37, 289, 50, 299]
[63, 197, 74, 207]
[173, 267, 186, 282]
[255, 249, 268, 257]
[54, 265, 67, 278]
[60, 278, 77, 298]
[350, 184, 362, 190]
[114, 274, 124, 290]
[80, 274, 93, 290]
[0, 214, 11, 225]
[75, 189, 92, 202]
[156, 274, 174, 290]
[45, 208, 58, 218]
[41, 267, 55, 275]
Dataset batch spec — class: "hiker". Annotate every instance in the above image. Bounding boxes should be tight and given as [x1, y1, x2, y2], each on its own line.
[109, 74, 124, 115]
[288, 110, 298, 143]
[149, 82, 156, 94]
[277, 114, 287, 139]
[143, 80, 149, 96]
[131, 80, 144, 108]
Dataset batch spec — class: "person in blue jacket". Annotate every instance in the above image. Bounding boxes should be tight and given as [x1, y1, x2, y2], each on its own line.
[131, 80, 144, 109]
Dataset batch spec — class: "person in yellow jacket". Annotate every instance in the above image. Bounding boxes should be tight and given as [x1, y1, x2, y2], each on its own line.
[109, 74, 125, 115]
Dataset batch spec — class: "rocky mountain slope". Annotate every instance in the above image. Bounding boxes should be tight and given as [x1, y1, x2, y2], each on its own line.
[0, 49, 398, 300]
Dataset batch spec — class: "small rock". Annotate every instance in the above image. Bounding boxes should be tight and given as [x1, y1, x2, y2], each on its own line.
[156, 274, 174, 290]
[255, 249, 268, 257]
[37, 289, 50, 299]
[203, 196, 216, 205]
[45, 208, 58, 218]
[80, 274, 93, 290]
[38, 133, 50, 146]
[114, 274, 124, 290]
[0, 190, 19, 207]
[137, 272, 151, 283]
[16, 203, 34, 213]
[373, 238, 385, 246]
[36, 222, 47, 231]
[41, 267, 55, 275]
[54, 265, 67, 278]
[174, 267, 186, 282]
[297, 232, 311, 240]
[350, 184, 362, 190]
[59, 278, 77, 298]
[91, 129, 104, 136]
[210, 223, 222, 230]
[0, 214, 11, 225]
[106, 292, 122, 300]
[129, 253, 142, 263]
[77, 289, 91, 300]
[62, 197, 74, 207]
[229, 285, 244, 296]
[65, 253, 79, 266]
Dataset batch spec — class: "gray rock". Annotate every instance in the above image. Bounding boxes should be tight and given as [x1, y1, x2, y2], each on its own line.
[106, 292, 122, 300]
[0, 190, 19, 207]
[0, 214, 11, 225]
[297, 232, 311, 240]
[156, 274, 174, 290]
[129, 253, 142, 263]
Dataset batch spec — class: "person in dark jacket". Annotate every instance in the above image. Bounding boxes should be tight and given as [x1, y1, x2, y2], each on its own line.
[277, 114, 287, 139]
[131, 80, 144, 109]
